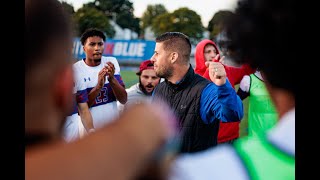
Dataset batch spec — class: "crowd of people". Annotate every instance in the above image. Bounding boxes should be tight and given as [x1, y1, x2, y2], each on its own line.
[26, 0, 295, 179]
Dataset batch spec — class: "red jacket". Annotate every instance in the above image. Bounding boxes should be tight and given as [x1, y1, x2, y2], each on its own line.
[194, 39, 255, 143]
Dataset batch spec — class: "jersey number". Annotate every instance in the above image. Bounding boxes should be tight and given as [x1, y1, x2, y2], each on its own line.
[95, 87, 108, 104]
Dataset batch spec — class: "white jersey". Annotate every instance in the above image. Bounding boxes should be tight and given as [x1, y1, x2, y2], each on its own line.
[73, 56, 124, 129]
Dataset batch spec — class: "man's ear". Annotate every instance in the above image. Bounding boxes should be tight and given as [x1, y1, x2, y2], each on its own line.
[170, 52, 178, 63]
[53, 64, 74, 113]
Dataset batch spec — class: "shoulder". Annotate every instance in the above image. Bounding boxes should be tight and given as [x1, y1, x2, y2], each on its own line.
[102, 56, 118, 64]
[73, 59, 83, 69]
[154, 81, 166, 91]
[240, 75, 251, 86]
[242, 75, 250, 81]
[126, 84, 140, 94]
[239, 75, 251, 92]
[193, 74, 211, 88]
[73, 60, 85, 78]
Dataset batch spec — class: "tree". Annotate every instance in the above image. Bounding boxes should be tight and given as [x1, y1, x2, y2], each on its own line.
[60, 1, 75, 15]
[152, 7, 204, 44]
[207, 10, 233, 40]
[141, 4, 167, 30]
[86, 0, 140, 36]
[115, 9, 139, 32]
[73, 6, 115, 38]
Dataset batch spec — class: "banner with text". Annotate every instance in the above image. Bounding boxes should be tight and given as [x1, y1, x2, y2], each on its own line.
[73, 38, 156, 63]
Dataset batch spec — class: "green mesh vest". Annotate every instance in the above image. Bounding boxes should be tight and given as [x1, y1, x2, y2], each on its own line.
[248, 74, 278, 137]
[234, 135, 295, 180]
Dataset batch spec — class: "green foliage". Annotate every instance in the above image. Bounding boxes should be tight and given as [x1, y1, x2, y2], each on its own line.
[116, 13, 141, 36]
[207, 10, 233, 39]
[141, 4, 168, 30]
[73, 6, 115, 38]
[60, 1, 75, 15]
[90, 0, 134, 17]
[151, 7, 204, 44]
[151, 12, 172, 34]
[87, 0, 140, 36]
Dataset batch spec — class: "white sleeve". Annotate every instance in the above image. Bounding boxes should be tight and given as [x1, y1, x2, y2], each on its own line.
[73, 64, 86, 92]
[112, 58, 121, 75]
[239, 75, 251, 93]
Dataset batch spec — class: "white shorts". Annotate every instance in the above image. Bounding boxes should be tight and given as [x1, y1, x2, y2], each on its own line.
[78, 117, 87, 138]
[63, 113, 81, 142]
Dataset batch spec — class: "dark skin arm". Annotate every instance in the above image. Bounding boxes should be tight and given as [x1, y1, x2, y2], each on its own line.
[78, 102, 95, 131]
[105, 62, 127, 105]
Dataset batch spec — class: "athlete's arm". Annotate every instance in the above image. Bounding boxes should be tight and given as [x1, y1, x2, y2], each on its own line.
[200, 80, 244, 123]
[77, 102, 94, 131]
[106, 62, 127, 104]
[237, 75, 250, 100]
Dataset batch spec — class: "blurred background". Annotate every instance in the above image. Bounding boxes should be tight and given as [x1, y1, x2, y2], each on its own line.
[60, 0, 248, 137]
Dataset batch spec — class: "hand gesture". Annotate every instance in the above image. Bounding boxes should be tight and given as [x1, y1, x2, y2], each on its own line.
[105, 62, 115, 80]
[205, 55, 227, 86]
[211, 54, 225, 64]
[97, 68, 107, 89]
[219, 55, 226, 65]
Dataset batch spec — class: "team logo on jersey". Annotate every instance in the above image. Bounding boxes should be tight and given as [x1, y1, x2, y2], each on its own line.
[84, 77, 91, 82]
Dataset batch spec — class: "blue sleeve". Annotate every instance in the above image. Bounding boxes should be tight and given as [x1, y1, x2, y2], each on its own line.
[200, 79, 244, 124]
[114, 74, 125, 87]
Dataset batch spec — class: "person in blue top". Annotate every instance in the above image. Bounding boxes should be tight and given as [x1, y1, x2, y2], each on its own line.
[151, 32, 243, 153]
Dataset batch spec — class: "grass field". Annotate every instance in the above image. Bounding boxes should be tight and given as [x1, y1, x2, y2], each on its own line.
[121, 69, 249, 138]
[121, 70, 139, 88]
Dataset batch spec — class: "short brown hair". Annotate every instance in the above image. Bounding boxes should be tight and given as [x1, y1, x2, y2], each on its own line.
[155, 32, 191, 63]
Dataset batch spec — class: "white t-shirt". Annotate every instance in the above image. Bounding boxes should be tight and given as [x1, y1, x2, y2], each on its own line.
[239, 71, 263, 92]
[73, 56, 124, 129]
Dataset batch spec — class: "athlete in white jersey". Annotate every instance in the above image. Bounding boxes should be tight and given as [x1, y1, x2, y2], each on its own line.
[74, 28, 127, 129]
[74, 56, 125, 128]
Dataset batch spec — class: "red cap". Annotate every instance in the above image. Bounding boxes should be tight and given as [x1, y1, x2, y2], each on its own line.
[136, 60, 154, 75]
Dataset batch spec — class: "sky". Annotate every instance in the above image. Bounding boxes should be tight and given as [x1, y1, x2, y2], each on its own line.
[62, 0, 238, 27]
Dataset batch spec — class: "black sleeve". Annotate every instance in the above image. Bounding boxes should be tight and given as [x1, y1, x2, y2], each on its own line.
[237, 88, 249, 100]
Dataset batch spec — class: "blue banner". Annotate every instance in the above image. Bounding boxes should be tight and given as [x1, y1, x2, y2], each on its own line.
[72, 38, 156, 63]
